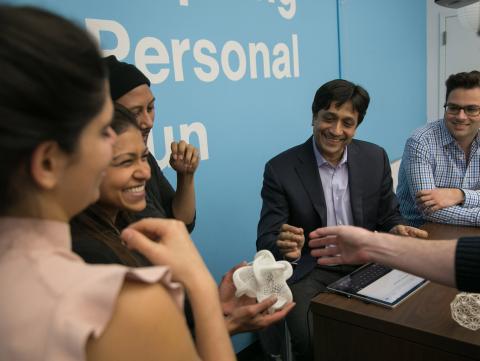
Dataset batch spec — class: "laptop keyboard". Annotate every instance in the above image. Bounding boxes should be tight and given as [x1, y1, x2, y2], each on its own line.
[349, 264, 392, 292]
[333, 263, 392, 293]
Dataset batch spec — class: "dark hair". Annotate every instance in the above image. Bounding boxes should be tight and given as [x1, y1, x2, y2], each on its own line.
[0, 5, 106, 214]
[445, 71, 480, 102]
[71, 205, 146, 267]
[112, 103, 141, 135]
[311, 79, 370, 125]
[70, 104, 145, 267]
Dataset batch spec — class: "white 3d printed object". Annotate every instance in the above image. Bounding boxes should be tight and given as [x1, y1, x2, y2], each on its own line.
[451, 293, 480, 331]
[233, 250, 293, 313]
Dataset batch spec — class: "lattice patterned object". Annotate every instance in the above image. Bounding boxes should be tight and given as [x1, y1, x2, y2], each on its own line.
[233, 250, 293, 313]
[450, 293, 480, 331]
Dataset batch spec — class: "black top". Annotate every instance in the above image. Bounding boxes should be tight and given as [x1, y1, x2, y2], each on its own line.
[71, 206, 150, 267]
[71, 205, 195, 332]
[455, 237, 480, 292]
[134, 153, 195, 233]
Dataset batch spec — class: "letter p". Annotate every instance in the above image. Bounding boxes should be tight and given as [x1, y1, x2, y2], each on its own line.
[85, 18, 130, 60]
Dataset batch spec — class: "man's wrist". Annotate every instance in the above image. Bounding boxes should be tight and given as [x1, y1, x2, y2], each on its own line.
[284, 254, 301, 264]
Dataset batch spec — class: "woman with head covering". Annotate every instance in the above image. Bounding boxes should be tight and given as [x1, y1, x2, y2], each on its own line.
[0, 5, 234, 361]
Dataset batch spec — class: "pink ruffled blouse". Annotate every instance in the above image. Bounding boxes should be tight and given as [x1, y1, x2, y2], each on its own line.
[0, 217, 183, 361]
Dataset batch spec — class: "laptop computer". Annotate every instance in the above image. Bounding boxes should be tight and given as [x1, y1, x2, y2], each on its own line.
[326, 263, 428, 308]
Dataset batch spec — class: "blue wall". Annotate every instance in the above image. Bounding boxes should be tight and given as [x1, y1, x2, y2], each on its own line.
[8, 0, 426, 351]
[338, 0, 426, 160]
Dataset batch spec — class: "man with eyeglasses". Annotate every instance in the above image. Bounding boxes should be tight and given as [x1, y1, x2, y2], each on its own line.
[397, 70, 480, 227]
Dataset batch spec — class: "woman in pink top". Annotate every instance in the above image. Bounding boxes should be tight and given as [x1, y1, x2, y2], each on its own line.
[0, 5, 235, 361]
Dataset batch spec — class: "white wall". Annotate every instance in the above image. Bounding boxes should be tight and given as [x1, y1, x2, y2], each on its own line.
[427, 0, 456, 122]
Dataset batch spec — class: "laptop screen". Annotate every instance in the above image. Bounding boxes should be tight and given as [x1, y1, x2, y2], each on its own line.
[327, 263, 428, 308]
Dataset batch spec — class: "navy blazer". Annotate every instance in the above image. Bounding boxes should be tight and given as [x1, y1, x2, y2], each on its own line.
[256, 137, 405, 283]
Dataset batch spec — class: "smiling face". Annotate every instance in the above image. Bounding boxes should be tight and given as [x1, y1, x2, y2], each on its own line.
[313, 100, 359, 165]
[98, 126, 151, 218]
[116, 84, 155, 144]
[444, 87, 480, 147]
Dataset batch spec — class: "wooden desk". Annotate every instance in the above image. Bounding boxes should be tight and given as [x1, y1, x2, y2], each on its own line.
[311, 224, 480, 361]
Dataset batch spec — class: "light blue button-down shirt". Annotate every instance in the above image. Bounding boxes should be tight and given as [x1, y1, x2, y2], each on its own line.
[397, 119, 480, 226]
[312, 139, 354, 226]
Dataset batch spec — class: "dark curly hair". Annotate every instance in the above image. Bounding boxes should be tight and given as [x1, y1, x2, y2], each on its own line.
[445, 70, 480, 102]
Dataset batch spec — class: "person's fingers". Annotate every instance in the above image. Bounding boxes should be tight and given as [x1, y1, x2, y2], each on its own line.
[276, 240, 298, 250]
[392, 225, 409, 236]
[308, 236, 336, 249]
[252, 296, 277, 314]
[316, 254, 342, 266]
[407, 228, 429, 239]
[267, 302, 295, 320]
[255, 302, 296, 328]
[176, 140, 187, 160]
[416, 196, 430, 206]
[280, 224, 304, 235]
[416, 189, 431, 198]
[232, 297, 277, 323]
[183, 144, 195, 164]
[126, 218, 189, 243]
[421, 200, 436, 208]
[310, 245, 338, 258]
[309, 226, 343, 239]
[278, 232, 303, 244]
[188, 148, 200, 170]
[121, 227, 164, 261]
[278, 232, 305, 243]
[170, 141, 179, 160]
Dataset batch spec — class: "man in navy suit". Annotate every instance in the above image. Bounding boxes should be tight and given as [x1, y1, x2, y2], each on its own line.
[257, 79, 427, 361]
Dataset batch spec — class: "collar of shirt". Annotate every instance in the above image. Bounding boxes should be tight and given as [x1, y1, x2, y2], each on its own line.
[0, 216, 71, 253]
[312, 137, 348, 168]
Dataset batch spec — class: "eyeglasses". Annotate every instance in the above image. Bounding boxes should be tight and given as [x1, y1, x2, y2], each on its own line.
[444, 103, 480, 117]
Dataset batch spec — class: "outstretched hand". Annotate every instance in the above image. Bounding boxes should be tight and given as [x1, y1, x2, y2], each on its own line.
[308, 226, 374, 266]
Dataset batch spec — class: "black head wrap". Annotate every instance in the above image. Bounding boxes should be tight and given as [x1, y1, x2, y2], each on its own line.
[103, 55, 150, 101]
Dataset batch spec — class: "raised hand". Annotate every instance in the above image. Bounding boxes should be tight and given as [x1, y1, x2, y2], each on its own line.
[169, 140, 200, 175]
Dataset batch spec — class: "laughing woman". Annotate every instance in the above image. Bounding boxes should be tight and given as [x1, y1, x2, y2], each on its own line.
[71, 105, 153, 267]
[0, 5, 234, 361]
